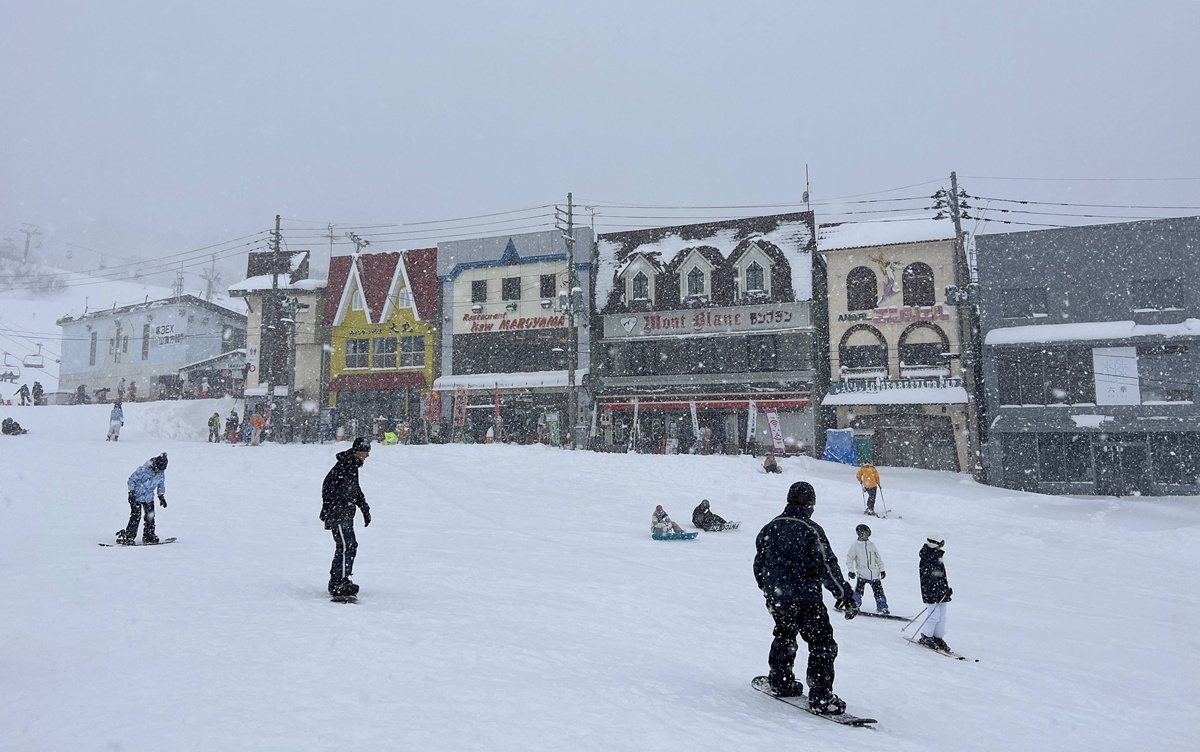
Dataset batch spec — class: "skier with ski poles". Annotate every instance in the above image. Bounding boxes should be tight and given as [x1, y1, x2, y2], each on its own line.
[855, 462, 881, 516]
[916, 533, 953, 652]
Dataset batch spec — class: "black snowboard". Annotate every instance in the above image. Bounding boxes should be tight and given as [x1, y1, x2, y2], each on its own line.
[99, 537, 177, 547]
[751, 676, 877, 727]
[834, 607, 910, 621]
[330, 595, 358, 604]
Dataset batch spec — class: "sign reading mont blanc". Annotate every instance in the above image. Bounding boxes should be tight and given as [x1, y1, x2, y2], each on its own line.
[603, 302, 810, 339]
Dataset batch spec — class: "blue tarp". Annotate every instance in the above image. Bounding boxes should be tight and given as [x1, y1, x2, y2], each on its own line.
[822, 428, 857, 465]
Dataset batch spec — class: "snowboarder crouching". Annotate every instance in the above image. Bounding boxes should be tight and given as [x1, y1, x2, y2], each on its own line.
[763, 453, 782, 473]
[320, 437, 373, 597]
[107, 401, 124, 441]
[845, 524, 888, 614]
[917, 533, 953, 652]
[651, 505, 684, 534]
[691, 499, 728, 531]
[118, 453, 168, 544]
[753, 481, 858, 715]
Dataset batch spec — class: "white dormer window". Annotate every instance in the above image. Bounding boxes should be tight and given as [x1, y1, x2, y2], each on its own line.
[623, 255, 657, 304]
[350, 285, 365, 311]
[736, 243, 773, 299]
[678, 250, 714, 301]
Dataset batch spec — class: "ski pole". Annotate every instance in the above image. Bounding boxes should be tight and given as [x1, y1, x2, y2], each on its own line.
[903, 605, 933, 635]
[860, 483, 869, 514]
[879, 486, 891, 517]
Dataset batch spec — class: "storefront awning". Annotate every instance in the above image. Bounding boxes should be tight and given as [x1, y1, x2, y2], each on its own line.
[822, 385, 967, 406]
[600, 396, 810, 410]
[329, 371, 428, 392]
[433, 369, 588, 392]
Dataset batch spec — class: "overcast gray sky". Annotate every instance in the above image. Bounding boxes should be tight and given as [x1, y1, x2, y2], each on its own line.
[3, 1, 1198, 285]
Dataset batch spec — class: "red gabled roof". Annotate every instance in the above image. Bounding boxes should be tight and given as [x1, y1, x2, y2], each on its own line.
[401, 247, 438, 322]
[324, 249, 439, 326]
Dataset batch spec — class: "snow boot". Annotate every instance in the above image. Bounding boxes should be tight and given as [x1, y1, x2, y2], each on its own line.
[918, 635, 941, 650]
[142, 534, 160, 545]
[808, 693, 847, 716]
[932, 637, 952, 653]
[115, 530, 132, 544]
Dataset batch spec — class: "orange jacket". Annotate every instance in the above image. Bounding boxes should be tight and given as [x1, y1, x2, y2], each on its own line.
[856, 465, 880, 488]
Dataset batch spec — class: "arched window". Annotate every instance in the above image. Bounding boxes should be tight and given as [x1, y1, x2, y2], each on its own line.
[898, 322, 949, 375]
[838, 325, 888, 377]
[846, 267, 878, 311]
[687, 267, 706, 296]
[631, 272, 649, 300]
[745, 261, 765, 292]
[902, 262, 935, 307]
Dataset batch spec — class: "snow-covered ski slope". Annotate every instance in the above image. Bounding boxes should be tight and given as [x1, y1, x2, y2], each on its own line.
[1, 400, 1196, 751]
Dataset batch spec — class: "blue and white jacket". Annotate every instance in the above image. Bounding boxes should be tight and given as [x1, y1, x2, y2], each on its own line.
[127, 460, 166, 503]
[110, 405, 124, 423]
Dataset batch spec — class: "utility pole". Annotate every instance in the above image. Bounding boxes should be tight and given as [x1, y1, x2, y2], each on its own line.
[556, 193, 580, 450]
[19, 224, 41, 264]
[946, 172, 983, 481]
[265, 214, 282, 439]
[200, 254, 222, 302]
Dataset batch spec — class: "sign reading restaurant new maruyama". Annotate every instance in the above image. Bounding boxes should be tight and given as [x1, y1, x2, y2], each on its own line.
[602, 302, 811, 339]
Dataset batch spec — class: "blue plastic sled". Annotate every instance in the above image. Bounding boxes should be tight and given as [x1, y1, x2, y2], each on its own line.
[652, 531, 699, 540]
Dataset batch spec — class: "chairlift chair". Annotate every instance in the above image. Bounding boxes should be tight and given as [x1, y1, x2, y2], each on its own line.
[22, 344, 44, 369]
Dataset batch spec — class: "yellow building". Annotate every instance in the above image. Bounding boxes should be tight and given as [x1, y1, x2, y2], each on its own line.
[324, 249, 439, 438]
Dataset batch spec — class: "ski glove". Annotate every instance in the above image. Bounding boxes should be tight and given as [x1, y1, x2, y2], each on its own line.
[159, 495, 167, 508]
[847, 572, 855, 579]
[835, 596, 859, 619]
[362, 510, 371, 527]
[128, 490, 136, 504]
[880, 571, 886, 579]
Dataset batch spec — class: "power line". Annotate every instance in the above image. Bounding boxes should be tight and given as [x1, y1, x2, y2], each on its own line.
[963, 174, 1200, 182]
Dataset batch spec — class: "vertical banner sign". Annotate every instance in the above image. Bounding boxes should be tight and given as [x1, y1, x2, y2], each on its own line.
[629, 398, 640, 450]
[427, 391, 441, 421]
[494, 383, 501, 420]
[1092, 347, 1141, 405]
[747, 399, 757, 442]
[764, 408, 786, 453]
[453, 386, 468, 427]
[689, 401, 701, 439]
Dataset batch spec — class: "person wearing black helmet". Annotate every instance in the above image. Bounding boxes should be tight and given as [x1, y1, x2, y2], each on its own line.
[845, 524, 889, 615]
[320, 437, 373, 597]
[117, 453, 169, 544]
[753, 481, 859, 716]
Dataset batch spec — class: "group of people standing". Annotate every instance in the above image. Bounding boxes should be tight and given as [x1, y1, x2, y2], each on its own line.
[208, 409, 267, 445]
[753, 480, 956, 716]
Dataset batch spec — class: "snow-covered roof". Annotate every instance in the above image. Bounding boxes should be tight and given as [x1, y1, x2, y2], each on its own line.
[822, 385, 968, 406]
[818, 217, 955, 252]
[227, 275, 327, 293]
[985, 318, 1200, 345]
[433, 369, 589, 391]
[595, 213, 814, 306]
[177, 348, 246, 372]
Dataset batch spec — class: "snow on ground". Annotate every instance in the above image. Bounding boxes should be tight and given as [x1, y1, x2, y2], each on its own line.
[1, 400, 1197, 752]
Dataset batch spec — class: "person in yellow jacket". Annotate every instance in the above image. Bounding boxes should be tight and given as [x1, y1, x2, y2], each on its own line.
[855, 463, 881, 516]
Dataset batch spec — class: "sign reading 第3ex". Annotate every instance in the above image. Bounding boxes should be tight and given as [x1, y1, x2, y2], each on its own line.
[603, 302, 810, 339]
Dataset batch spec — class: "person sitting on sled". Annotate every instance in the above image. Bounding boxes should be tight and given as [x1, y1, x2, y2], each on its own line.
[763, 453, 783, 473]
[651, 505, 684, 534]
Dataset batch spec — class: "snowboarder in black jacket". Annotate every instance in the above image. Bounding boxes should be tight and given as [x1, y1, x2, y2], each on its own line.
[753, 481, 858, 715]
[320, 437, 372, 597]
[691, 499, 728, 531]
[917, 533, 953, 652]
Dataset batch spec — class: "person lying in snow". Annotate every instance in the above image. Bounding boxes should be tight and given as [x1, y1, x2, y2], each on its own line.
[651, 505, 684, 534]
[692, 499, 729, 531]
[2, 417, 28, 435]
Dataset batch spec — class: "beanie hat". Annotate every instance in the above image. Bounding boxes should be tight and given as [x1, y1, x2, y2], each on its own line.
[786, 481, 816, 508]
[351, 437, 372, 453]
[150, 453, 168, 472]
[698, 499, 709, 510]
[926, 533, 945, 547]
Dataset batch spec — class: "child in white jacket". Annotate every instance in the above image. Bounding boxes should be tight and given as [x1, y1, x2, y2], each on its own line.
[845, 524, 889, 614]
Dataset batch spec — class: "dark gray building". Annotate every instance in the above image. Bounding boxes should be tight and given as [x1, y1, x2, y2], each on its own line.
[976, 216, 1200, 496]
